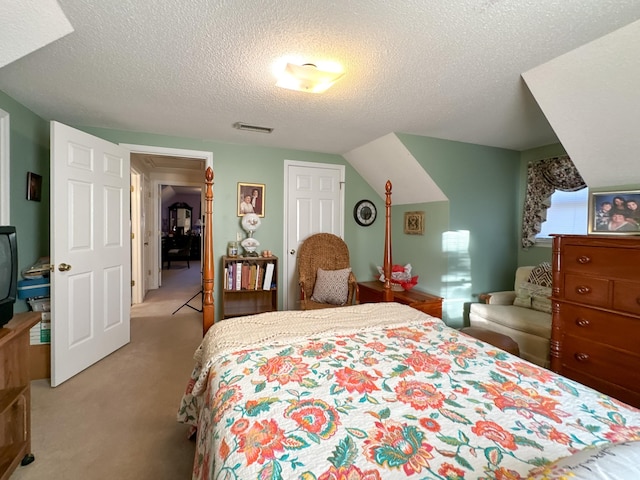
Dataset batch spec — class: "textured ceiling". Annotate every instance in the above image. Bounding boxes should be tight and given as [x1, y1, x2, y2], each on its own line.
[523, 19, 640, 188]
[0, 0, 73, 68]
[1, 0, 639, 155]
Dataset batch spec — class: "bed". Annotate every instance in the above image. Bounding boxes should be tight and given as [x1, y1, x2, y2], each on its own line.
[179, 168, 640, 479]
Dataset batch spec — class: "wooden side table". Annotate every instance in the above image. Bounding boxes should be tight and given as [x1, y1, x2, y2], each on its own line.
[357, 281, 443, 318]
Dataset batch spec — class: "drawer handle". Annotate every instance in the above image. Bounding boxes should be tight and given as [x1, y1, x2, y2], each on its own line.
[575, 285, 591, 295]
[575, 353, 590, 362]
[577, 255, 591, 264]
[575, 318, 590, 327]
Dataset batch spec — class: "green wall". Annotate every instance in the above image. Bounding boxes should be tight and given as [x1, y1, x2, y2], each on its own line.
[0, 92, 50, 313]
[398, 134, 521, 326]
[78, 126, 380, 322]
[1, 89, 539, 327]
[86, 128, 525, 327]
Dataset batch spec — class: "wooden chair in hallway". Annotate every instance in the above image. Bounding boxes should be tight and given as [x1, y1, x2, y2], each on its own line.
[166, 235, 193, 269]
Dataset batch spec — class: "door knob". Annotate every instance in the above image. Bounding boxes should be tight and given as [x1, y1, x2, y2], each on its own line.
[289, 249, 296, 255]
[58, 263, 72, 272]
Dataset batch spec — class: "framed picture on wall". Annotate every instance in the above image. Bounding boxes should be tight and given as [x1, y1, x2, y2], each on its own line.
[404, 211, 425, 235]
[588, 189, 640, 235]
[237, 182, 265, 217]
[26, 172, 42, 202]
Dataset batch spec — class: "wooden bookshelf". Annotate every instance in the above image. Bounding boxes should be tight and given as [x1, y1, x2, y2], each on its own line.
[221, 256, 278, 319]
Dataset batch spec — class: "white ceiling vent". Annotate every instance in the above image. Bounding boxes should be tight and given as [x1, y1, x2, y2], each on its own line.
[233, 122, 274, 134]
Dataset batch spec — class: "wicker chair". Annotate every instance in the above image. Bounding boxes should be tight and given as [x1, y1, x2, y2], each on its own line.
[297, 233, 359, 310]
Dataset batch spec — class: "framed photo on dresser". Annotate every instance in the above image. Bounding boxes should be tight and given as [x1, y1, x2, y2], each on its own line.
[588, 189, 640, 235]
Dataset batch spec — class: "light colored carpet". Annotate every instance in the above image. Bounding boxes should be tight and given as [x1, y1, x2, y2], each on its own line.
[11, 265, 203, 480]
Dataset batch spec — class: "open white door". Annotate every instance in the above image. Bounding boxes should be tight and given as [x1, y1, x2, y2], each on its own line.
[284, 161, 344, 310]
[51, 121, 131, 386]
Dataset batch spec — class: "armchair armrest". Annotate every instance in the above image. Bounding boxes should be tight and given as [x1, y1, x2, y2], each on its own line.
[484, 291, 516, 305]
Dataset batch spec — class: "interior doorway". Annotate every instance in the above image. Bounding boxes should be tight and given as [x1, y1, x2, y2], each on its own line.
[124, 144, 212, 303]
[159, 183, 203, 280]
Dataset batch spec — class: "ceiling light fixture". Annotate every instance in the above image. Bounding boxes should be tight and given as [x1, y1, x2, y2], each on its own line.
[233, 122, 274, 134]
[276, 63, 345, 94]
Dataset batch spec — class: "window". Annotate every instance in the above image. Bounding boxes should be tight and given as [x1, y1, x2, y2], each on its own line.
[536, 188, 588, 241]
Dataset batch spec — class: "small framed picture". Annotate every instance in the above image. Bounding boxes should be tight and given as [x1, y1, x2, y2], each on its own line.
[237, 182, 265, 217]
[27, 172, 42, 202]
[404, 211, 425, 235]
[588, 189, 640, 235]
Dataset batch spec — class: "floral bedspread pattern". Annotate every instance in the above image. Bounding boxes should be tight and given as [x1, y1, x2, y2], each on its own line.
[178, 303, 640, 480]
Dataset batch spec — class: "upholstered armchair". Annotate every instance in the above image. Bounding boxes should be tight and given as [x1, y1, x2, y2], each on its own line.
[469, 264, 552, 368]
[297, 233, 359, 310]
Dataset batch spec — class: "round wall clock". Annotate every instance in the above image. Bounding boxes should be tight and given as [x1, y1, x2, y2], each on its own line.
[354, 199, 377, 226]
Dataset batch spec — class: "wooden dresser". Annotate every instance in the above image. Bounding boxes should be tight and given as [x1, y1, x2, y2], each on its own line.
[0, 312, 40, 479]
[551, 235, 640, 408]
[358, 281, 443, 318]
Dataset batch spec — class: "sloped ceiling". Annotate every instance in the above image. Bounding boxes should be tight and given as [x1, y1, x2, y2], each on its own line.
[2, 1, 639, 196]
[523, 19, 640, 187]
[0, 0, 73, 69]
[1, 1, 640, 156]
[344, 134, 447, 205]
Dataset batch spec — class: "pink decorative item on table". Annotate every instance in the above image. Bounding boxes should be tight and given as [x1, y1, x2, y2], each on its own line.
[377, 263, 418, 290]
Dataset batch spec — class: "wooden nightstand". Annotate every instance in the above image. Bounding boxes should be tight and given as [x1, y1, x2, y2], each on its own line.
[358, 281, 443, 318]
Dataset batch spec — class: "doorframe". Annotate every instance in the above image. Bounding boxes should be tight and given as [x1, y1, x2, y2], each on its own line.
[130, 165, 143, 304]
[282, 160, 345, 309]
[0, 109, 9, 224]
[121, 144, 213, 291]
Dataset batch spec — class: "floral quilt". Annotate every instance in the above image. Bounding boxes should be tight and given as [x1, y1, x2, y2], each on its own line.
[177, 303, 640, 480]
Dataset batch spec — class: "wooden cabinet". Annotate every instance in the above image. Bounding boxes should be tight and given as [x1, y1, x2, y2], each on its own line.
[358, 281, 443, 318]
[551, 234, 640, 408]
[0, 311, 40, 479]
[190, 235, 201, 260]
[222, 256, 278, 319]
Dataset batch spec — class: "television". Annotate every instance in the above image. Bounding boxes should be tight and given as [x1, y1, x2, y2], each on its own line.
[0, 226, 18, 328]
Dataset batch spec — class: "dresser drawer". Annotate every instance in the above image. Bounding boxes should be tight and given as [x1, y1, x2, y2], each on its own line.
[357, 282, 443, 318]
[560, 367, 640, 408]
[561, 335, 640, 391]
[408, 301, 442, 318]
[564, 273, 609, 307]
[613, 280, 640, 316]
[563, 245, 640, 280]
[556, 303, 640, 353]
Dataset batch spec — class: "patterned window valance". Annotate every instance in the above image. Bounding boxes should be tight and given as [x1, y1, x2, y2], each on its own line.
[521, 155, 586, 249]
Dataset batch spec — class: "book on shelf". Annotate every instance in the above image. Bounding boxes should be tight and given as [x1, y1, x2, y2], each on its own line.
[224, 257, 275, 291]
[241, 263, 250, 290]
[223, 266, 228, 290]
[249, 264, 257, 290]
[262, 262, 275, 291]
[227, 263, 235, 290]
[254, 263, 261, 290]
[235, 261, 242, 290]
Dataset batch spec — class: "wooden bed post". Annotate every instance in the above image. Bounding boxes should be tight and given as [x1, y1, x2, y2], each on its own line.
[202, 167, 215, 335]
[383, 180, 393, 302]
